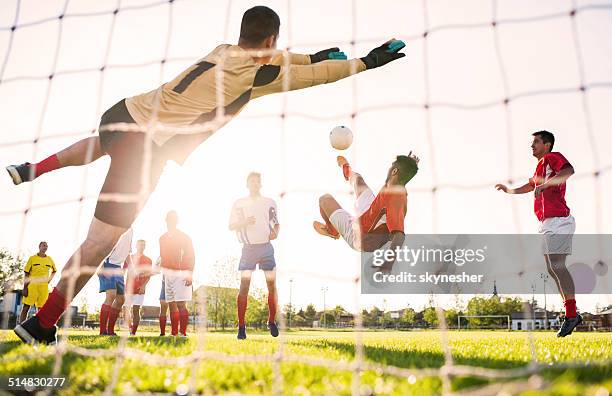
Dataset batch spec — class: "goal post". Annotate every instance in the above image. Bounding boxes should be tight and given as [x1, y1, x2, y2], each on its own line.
[457, 315, 511, 331]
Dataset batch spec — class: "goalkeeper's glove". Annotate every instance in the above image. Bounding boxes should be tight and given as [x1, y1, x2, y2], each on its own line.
[310, 47, 348, 63]
[360, 39, 406, 69]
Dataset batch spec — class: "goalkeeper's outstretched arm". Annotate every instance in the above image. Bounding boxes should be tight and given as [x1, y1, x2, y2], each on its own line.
[252, 39, 406, 99]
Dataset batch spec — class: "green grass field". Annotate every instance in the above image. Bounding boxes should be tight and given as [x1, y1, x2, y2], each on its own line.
[0, 329, 611, 395]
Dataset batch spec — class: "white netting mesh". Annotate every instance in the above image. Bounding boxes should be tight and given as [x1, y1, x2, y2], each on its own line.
[1, 0, 612, 394]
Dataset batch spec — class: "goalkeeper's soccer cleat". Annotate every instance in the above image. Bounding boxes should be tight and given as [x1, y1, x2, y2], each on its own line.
[557, 313, 582, 337]
[268, 322, 279, 337]
[6, 162, 35, 185]
[237, 325, 247, 340]
[14, 316, 57, 345]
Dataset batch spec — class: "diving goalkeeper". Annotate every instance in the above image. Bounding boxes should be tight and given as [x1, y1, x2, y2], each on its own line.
[11, 6, 407, 345]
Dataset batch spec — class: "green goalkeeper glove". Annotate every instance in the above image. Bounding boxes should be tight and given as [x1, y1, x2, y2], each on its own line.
[310, 47, 348, 63]
[360, 39, 406, 69]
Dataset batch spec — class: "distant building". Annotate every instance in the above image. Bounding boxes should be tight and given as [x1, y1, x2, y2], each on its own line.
[597, 308, 612, 330]
[511, 307, 560, 330]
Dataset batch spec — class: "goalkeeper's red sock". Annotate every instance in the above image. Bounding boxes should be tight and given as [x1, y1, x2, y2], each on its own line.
[178, 308, 189, 336]
[170, 311, 180, 336]
[564, 299, 577, 318]
[99, 304, 111, 334]
[36, 288, 68, 329]
[34, 154, 61, 178]
[159, 315, 166, 335]
[107, 307, 121, 334]
[267, 292, 277, 323]
[320, 207, 339, 237]
[237, 294, 248, 326]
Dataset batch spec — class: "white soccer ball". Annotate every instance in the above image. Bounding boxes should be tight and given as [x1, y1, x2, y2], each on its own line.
[329, 126, 353, 150]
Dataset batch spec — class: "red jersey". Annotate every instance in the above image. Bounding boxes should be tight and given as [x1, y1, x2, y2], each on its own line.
[358, 186, 407, 235]
[529, 152, 572, 221]
[123, 253, 152, 294]
[159, 229, 195, 271]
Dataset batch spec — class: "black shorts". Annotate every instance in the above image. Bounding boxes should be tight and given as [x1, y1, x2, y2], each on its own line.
[94, 100, 211, 227]
[94, 100, 165, 228]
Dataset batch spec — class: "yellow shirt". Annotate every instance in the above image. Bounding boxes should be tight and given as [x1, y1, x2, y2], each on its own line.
[125, 44, 366, 147]
[24, 255, 56, 283]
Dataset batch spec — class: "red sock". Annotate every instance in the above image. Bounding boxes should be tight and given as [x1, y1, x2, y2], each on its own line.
[159, 315, 166, 335]
[178, 308, 189, 335]
[34, 154, 61, 178]
[99, 304, 111, 334]
[131, 322, 139, 335]
[237, 294, 248, 326]
[107, 307, 121, 334]
[320, 207, 339, 237]
[36, 288, 68, 329]
[564, 299, 577, 318]
[170, 311, 180, 336]
[267, 292, 277, 323]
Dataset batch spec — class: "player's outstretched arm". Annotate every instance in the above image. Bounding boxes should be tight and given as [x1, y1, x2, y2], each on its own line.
[269, 48, 347, 66]
[495, 182, 534, 194]
[251, 39, 406, 99]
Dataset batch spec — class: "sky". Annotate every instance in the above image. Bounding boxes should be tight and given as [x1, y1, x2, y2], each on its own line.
[1, 0, 611, 314]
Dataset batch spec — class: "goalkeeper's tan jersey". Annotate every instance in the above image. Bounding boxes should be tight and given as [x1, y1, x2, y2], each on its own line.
[125, 44, 366, 147]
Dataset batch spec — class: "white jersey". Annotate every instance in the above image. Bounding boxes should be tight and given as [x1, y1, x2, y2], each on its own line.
[230, 196, 279, 245]
[105, 228, 133, 266]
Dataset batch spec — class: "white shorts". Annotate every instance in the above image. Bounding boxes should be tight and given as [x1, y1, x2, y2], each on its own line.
[538, 215, 575, 255]
[164, 272, 192, 302]
[125, 293, 145, 306]
[329, 188, 376, 251]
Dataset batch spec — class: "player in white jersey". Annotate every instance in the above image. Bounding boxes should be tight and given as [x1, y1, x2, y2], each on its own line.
[98, 228, 133, 336]
[229, 173, 280, 339]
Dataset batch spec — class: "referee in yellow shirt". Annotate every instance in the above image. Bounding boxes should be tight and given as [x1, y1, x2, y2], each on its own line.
[20, 242, 56, 323]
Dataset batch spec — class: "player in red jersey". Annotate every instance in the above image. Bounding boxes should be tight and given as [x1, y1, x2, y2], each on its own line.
[123, 239, 153, 335]
[159, 211, 195, 337]
[496, 130, 580, 337]
[314, 153, 419, 271]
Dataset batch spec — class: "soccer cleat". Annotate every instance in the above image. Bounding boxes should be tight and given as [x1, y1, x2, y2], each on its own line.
[336, 156, 352, 181]
[268, 322, 279, 337]
[6, 162, 35, 185]
[237, 326, 247, 340]
[177, 333, 188, 338]
[557, 313, 583, 337]
[313, 221, 340, 240]
[14, 316, 57, 345]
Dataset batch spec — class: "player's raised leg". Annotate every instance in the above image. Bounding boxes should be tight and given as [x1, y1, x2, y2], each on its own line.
[546, 253, 582, 336]
[6, 136, 104, 185]
[313, 194, 342, 240]
[14, 217, 126, 345]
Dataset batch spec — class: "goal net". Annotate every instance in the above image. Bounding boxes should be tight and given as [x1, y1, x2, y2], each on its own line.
[1, 0, 611, 394]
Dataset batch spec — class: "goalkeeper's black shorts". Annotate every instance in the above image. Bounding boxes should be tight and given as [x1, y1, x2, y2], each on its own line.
[95, 99, 205, 228]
